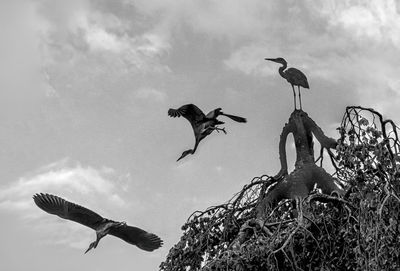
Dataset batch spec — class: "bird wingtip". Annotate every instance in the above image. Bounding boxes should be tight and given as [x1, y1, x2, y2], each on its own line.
[32, 193, 43, 200]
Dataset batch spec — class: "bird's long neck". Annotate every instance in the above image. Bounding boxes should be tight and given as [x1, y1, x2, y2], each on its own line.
[96, 221, 116, 241]
[278, 62, 287, 79]
[192, 140, 200, 153]
[208, 108, 221, 119]
[95, 231, 106, 244]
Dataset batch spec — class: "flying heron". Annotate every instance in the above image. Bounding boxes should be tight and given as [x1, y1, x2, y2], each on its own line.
[33, 193, 163, 253]
[168, 103, 246, 161]
[265, 57, 309, 110]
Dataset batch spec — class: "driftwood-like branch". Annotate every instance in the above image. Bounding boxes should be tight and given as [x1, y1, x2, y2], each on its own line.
[275, 121, 294, 178]
[258, 110, 342, 218]
[304, 114, 338, 150]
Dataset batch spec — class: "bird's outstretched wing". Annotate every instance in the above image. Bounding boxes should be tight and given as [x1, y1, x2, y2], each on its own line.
[168, 104, 206, 125]
[33, 193, 104, 230]
[109, 224, 163, 251]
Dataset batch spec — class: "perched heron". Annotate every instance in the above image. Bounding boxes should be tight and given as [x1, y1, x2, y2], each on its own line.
[33, 193, 163, 253]
[168, 104, 246, 161]
[265, 57, 309, 110]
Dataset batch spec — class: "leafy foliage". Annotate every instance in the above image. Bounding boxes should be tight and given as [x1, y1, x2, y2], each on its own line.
[160, 106, 400, 271]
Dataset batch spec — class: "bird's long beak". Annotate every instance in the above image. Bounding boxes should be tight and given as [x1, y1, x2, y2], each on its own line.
[177, 150, 192, 162]
[265, 58, 276, 62]
[84, 243, 94, 254]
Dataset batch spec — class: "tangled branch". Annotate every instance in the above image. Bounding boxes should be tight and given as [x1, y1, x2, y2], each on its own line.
[160, 106, 400, 271]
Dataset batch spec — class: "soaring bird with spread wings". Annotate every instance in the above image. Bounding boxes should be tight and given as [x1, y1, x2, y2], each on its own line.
[168, 104, 247, 161]
[33, 193, 163, 253]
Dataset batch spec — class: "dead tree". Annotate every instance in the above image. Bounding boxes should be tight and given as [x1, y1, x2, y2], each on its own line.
[257, 110, 343, 218]
[161, 106, 400, 271]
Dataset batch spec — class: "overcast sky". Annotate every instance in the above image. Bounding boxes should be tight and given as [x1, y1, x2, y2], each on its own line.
[1, 1, 400, 270]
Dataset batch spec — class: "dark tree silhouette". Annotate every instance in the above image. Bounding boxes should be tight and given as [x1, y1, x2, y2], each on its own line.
[160, 106, 400, 271]
[256, 110, 342, 221]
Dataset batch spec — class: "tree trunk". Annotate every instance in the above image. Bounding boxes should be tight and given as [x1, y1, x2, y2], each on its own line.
[257, 110, 342, 217]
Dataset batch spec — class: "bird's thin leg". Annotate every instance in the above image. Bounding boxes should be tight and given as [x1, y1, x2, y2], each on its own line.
[291, 85, 297, 110]
[214, 127, 227, 134]
[298, 86, 302, 110]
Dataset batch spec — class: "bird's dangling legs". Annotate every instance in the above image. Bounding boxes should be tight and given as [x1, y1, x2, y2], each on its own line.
[213, 127, 227, 134]
[298, 86, 302, 110]
[291, 85, 297, 110]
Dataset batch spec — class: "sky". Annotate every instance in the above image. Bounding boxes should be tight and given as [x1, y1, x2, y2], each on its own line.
[1, 1, 400, 270]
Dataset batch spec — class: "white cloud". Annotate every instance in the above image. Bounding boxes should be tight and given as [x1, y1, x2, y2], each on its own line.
[135, 87, 167, 102]
[336, 6, 382, 39]
[0, 158, 131, 249]
[30, 0, 171, 73]
[74, 10, 170, 68]
[224, 43, 277, 76]
[310, 0, 400, 48]
[0, 162, 125, 206]
[137, 33, 171, 58]
[130, 0, 272, 41]
[183, 0, 271, 40]
[85, 25, 127, 52]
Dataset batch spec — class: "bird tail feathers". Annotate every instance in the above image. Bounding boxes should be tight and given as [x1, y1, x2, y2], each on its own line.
[221, 113, 247, 123]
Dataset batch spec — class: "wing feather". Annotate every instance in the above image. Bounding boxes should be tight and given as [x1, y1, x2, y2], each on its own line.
[33, 193, 104, 230]
[286, 68, 309, 88]
[168, 104, 206, 125]
[109, 224, 163, 252]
